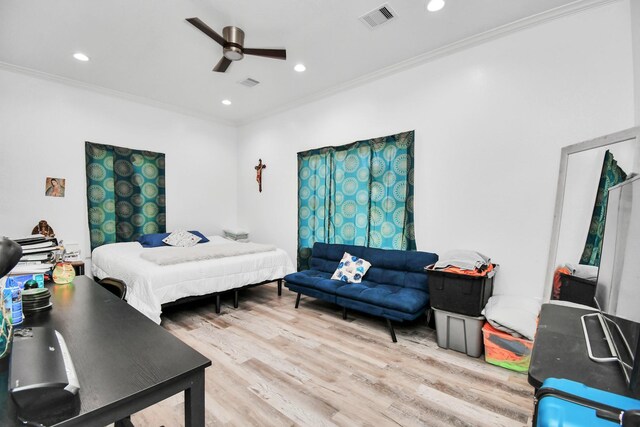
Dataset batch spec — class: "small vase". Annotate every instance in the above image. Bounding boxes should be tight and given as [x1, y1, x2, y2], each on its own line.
[52, 262, 76, 284]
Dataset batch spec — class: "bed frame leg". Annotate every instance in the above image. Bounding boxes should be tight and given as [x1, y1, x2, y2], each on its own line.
[386, 318, 397, 343]
[277, 279, 282, 296]
[233, 290, 239, 309]
[215, 294, 221, 314]
[114, 416, 133, 427]
[295, 293, 301, 309]
[342, 307, 347, 320]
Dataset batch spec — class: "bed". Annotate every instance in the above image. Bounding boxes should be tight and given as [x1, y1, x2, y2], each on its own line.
[91, 235, 295, 324]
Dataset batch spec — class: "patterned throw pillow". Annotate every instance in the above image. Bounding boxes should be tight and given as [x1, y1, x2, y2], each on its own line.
[331, 252, 371, 283]
[162, 230, 202, 247]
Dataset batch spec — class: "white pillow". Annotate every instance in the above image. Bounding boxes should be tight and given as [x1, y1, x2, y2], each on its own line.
[162, 230, 202, 247]
[331, 252, 371, 284]
[481, 295, 541, 341]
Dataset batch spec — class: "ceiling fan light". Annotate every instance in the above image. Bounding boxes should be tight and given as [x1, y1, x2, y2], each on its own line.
[223, 47, 243, 61]
[221, 99, 232, 106]
[427, 0, 445, 12]
[294, 64, 306, 72]
[73, 52, 90, 62]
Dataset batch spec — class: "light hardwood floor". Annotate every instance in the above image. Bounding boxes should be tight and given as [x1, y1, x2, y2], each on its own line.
[132, 282, 534, 427]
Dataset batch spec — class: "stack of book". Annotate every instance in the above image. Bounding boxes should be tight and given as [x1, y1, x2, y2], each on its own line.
[10, 234, 61, 276]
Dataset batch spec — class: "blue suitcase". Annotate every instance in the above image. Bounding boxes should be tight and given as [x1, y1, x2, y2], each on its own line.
[535, 378, 640, 426]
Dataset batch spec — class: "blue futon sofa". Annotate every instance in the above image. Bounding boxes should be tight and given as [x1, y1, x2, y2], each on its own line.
[284, 243, 438, 342]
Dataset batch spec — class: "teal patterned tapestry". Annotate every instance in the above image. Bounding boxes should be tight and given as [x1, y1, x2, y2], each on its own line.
[297, 130, 416, 270]
[579, 150, 626, 266]
[85, 142, 166, 251]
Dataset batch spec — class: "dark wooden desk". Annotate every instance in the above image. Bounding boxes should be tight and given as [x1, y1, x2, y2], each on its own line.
[529, 303, 636, 398]
[0, 276, 211, 426]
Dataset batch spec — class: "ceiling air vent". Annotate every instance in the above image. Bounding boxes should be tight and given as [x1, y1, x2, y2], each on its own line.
[359, 4, 397, 29]
[238, 77, 260, 88]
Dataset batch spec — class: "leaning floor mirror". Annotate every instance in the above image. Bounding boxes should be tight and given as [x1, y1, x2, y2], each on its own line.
[544, 126, 640, 302]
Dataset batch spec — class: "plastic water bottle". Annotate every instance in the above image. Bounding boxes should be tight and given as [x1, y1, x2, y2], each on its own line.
[2, 288, 11, 321]
[4, 280, 23, 325]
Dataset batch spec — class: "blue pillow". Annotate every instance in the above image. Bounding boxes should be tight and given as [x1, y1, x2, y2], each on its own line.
[138, 231, 210, 248]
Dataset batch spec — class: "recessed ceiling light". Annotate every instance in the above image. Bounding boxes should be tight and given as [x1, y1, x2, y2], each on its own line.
[427, 0, 445, 12]
[73, 52, 90, 62]
[294, 64, 306, 73]
[221, 99, 232, 106]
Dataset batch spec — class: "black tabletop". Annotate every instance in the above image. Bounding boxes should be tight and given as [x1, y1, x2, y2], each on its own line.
[529, 303, 636, 398]
[0, 276, 211, 425]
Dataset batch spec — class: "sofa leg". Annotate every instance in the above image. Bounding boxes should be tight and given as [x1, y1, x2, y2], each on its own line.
[386, 318, 397, 343]
[342, 307, 347, 320]
[277, 279, 282, 296]
[295, 293, 301, 309]
[215, 294, 221, 314]
[233, 290, 239, 309]
[426, 308, 432, 326]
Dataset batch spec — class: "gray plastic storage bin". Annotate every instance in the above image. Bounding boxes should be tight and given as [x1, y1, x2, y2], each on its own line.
[433, 308, 485, 358]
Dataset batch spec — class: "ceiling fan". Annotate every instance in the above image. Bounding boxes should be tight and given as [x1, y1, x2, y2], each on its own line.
[186, 17, 287, 73]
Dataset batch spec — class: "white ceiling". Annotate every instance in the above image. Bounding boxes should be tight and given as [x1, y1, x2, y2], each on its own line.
[0, 0, 603, 125]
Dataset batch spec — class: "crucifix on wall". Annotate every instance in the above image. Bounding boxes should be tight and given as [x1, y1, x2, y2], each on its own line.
[255, 159, 266, 192]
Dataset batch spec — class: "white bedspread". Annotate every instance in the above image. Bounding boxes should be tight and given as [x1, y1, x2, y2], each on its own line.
[91, 236, 294, 324]
[140, 240, 276, 265]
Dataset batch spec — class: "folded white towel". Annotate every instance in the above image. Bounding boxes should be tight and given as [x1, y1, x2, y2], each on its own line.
[434, 249, 491, 271]
[223, 228, 249, 236]
[564, 263, 598, 281]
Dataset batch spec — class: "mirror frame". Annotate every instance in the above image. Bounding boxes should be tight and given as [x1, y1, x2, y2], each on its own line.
[544, 126, 640, 301]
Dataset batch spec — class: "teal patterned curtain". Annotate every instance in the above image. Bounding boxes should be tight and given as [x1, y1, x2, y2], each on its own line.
[579, 150, 626, 266]
[85, 142, 166, 251]
[297, 130, 415, 270]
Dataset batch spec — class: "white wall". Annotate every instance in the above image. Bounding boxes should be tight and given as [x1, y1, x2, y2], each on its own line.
[236, 1, 635, 299]
[631, 0, 640, 125]
[0, 69, 238, 268]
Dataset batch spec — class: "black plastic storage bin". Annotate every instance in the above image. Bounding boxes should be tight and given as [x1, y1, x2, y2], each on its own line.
[426, 265, 496, 317]
[557, 273, 597, 308]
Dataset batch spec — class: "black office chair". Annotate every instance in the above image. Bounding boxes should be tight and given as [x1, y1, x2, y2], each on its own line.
[97, 277, 127, 300]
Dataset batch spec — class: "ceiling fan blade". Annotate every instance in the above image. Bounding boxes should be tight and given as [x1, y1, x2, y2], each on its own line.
[186, 17, 226, 47]
[243, 48, 287, 60]
[213, 57, 232, 73]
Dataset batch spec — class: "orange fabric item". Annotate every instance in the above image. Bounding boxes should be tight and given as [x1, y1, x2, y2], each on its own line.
[552, 266, 571, 300]
[441, 263, 494, 277]
[482, 322, 534, 372]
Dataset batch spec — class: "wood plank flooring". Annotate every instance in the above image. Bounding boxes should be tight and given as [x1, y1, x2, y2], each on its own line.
[131, 282, 534, 426]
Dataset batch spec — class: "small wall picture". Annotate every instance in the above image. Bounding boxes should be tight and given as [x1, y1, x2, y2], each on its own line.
[45, 177, 65, 197]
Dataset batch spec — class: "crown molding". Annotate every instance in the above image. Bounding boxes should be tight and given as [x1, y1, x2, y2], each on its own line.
[0, 61, 235, 128]
[239, 0, 619, 126]
[0, 0, 619, 128]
